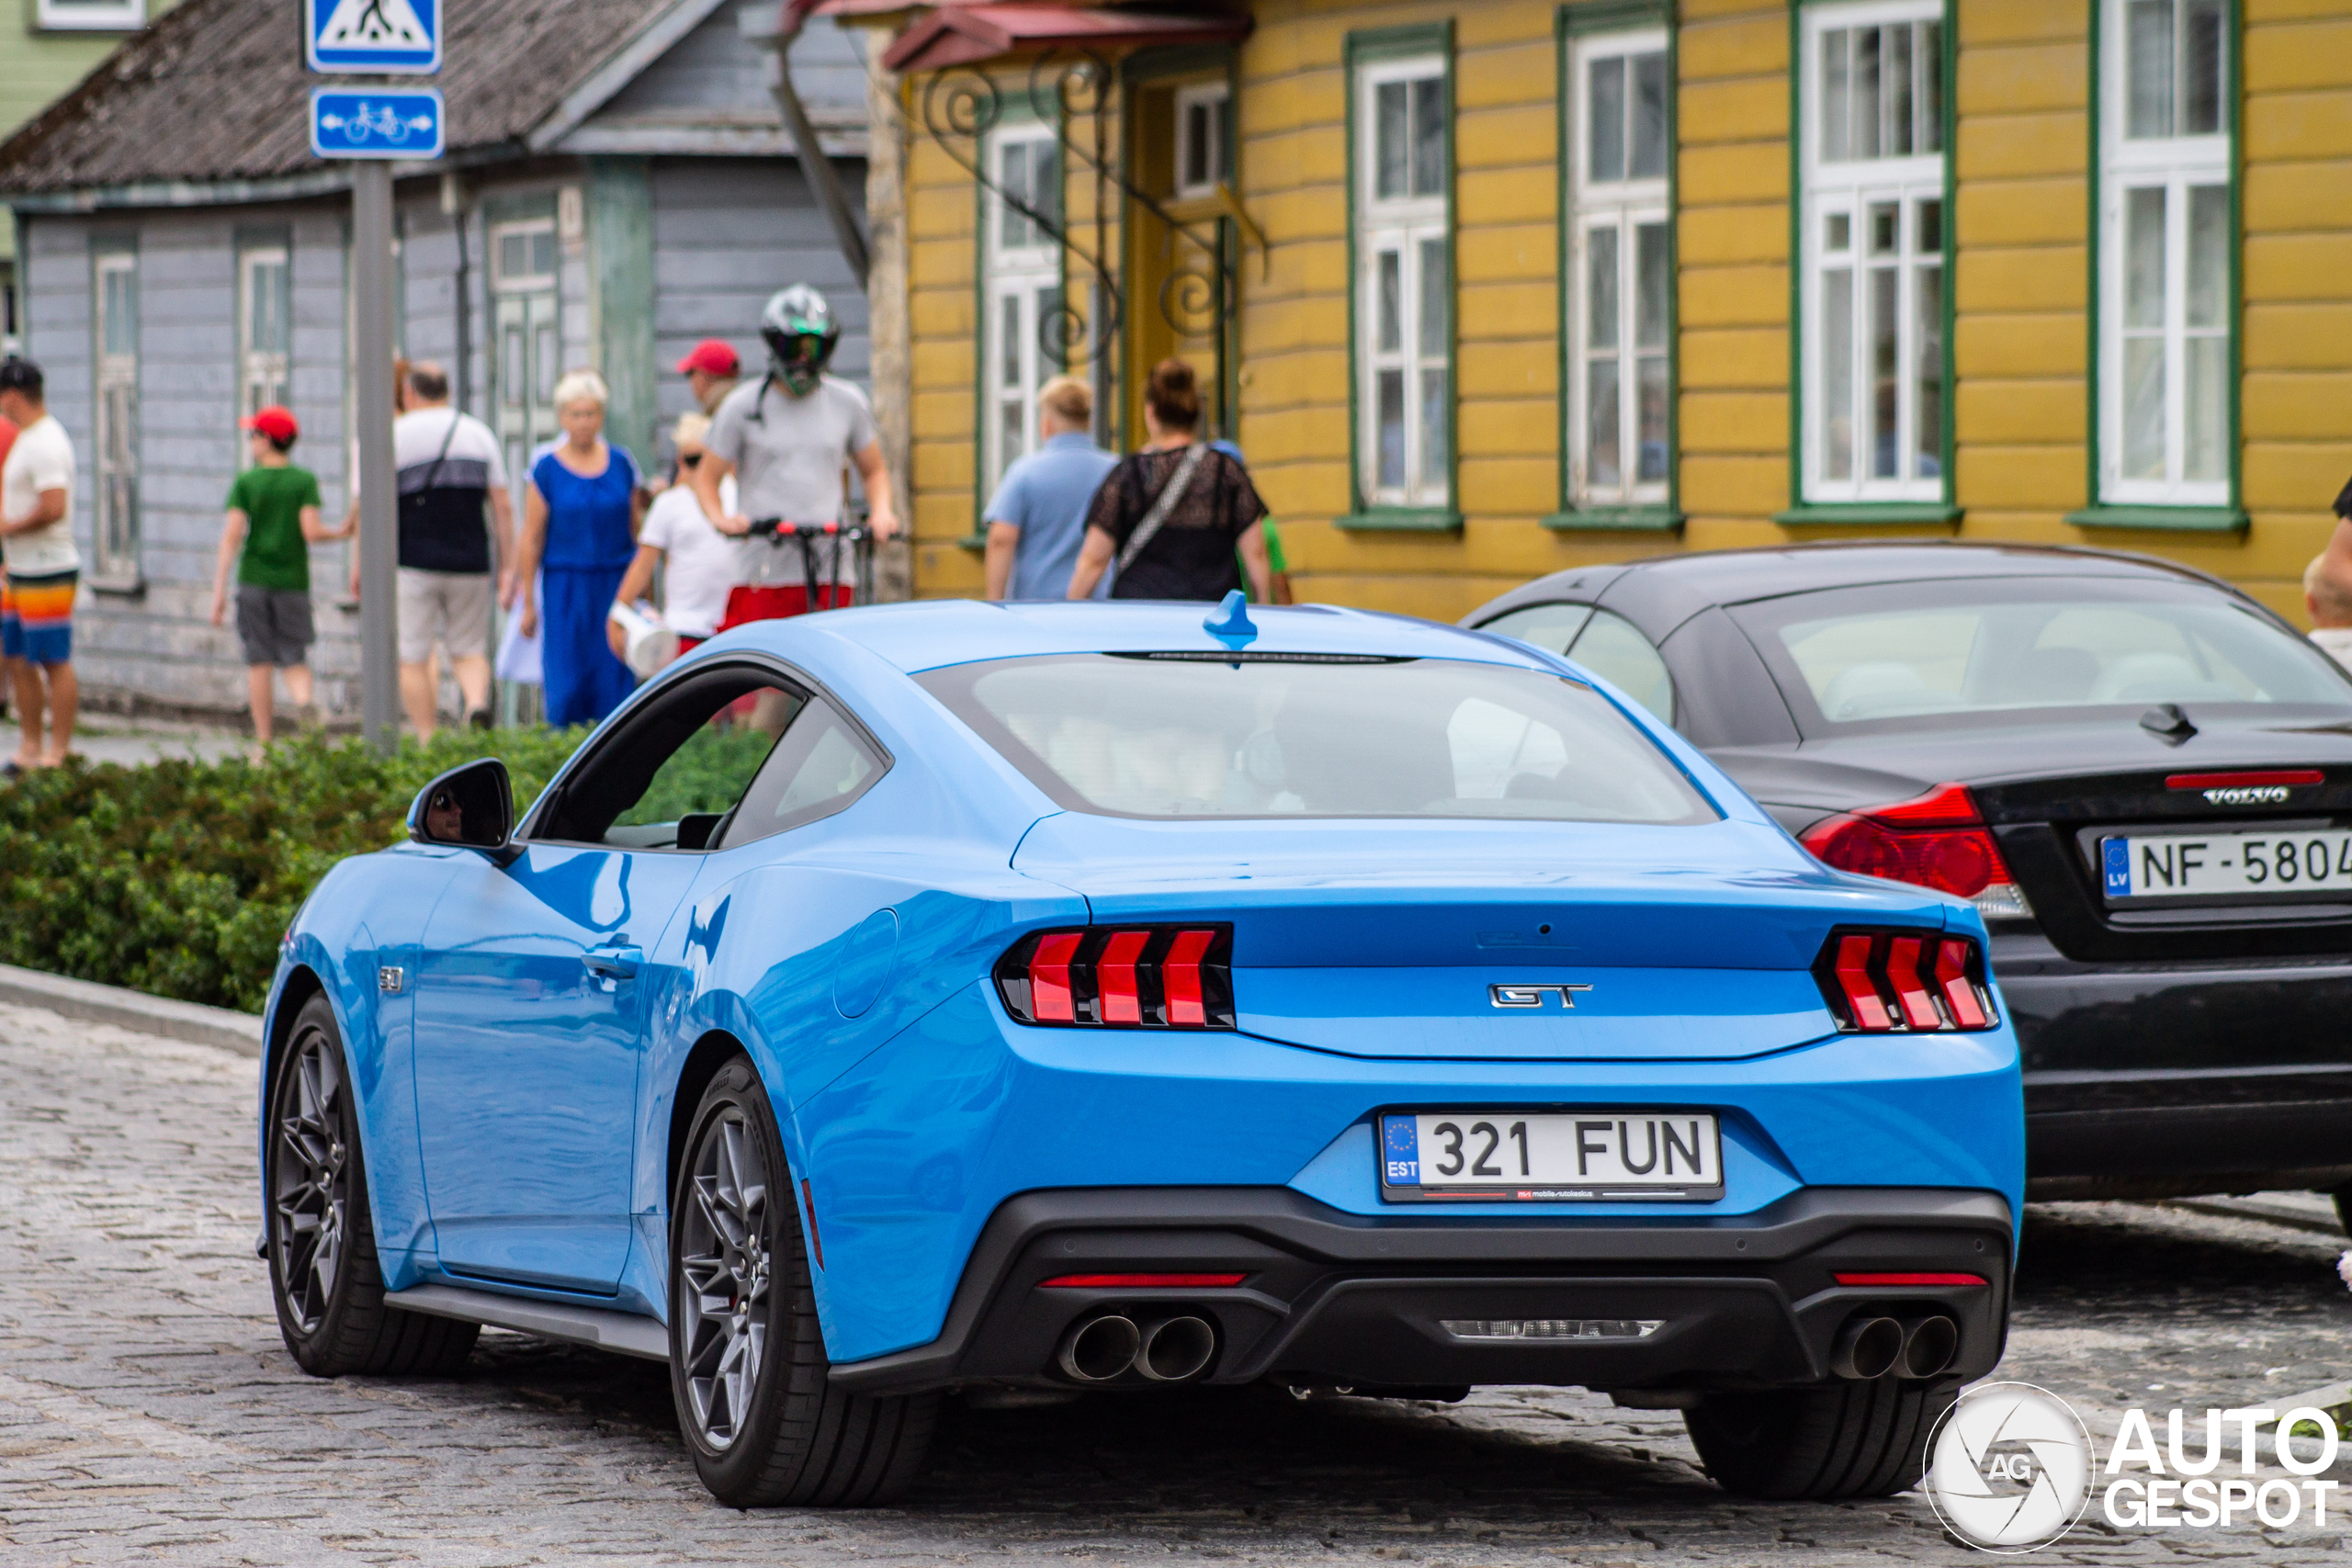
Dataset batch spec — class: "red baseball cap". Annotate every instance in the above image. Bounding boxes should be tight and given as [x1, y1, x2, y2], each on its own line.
[675, 339, 741, 378]
[242, 405, 300, 443]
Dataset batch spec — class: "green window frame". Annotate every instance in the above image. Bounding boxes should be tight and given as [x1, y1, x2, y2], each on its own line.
[1340, 22, 1459, 533]
[2067, 0, 2244, 533]
[1550, 0, 1682, 533]
[1777, 0, 1961, 528]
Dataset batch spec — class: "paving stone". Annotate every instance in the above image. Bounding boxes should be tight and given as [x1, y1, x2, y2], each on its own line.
[3, 999, 2351, 1564]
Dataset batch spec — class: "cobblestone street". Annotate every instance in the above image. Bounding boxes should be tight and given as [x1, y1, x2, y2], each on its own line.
[4, 1003, 2351, 1566]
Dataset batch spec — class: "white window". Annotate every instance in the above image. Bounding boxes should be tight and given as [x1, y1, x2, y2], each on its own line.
[2098, 0, 2230, 506]
[492, 219, 560, 293]
[1355, 55, 1450, 511]
[1175, 83, 1230, 200]
[1566, 29, 1670, 509]
[93, 250, 141, 581]
[1800, 2, 1946, 503]
[36, 0, 144, 30]
[981, 123, 1064, 496]
[238, 246, 290, 457]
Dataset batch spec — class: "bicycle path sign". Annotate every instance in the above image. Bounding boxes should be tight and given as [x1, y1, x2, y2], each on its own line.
[307, 0, 440, 74]
[311, 89, 445, 160]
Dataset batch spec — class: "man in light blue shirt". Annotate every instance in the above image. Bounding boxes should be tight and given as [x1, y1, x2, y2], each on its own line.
[983, 375, 1117, 601]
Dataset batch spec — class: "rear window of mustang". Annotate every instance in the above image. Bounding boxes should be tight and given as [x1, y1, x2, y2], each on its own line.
[915, 653, 1719, 824]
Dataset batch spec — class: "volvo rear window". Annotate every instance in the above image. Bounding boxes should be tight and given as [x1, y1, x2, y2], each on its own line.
[1731, 578, 2352, 733]
[917, 654, 1718, 823]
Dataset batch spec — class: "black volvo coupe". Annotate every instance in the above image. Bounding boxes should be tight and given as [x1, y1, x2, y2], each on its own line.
[1465, 543, 2352, 1211]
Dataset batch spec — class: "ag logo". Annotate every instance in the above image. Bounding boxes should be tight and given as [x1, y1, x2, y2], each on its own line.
[1923, 1382, 2093, 1552]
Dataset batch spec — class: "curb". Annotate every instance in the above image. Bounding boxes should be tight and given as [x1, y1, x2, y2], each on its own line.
[0, 962, 263, 1056]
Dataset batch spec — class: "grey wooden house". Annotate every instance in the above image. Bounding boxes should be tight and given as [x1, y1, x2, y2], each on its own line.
[0, 0, 870, 721]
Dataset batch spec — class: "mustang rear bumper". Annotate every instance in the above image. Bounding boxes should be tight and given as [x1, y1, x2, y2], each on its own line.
[826, 1186, 2011, 1397]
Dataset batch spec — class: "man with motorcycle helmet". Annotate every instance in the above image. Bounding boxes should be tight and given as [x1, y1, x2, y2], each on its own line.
[693, 284, 897, 628]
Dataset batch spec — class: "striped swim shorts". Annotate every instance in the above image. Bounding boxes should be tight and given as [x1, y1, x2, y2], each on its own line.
[2, 570, 77, 665]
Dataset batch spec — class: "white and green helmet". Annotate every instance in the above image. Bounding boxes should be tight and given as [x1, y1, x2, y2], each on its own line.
[761, 284, 842, 396]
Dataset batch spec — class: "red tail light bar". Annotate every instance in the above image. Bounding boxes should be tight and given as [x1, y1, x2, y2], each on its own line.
[1039, 1272, 1248, 1289]
[996, 926, 1235, 1030]
[1814, 929, 1996, 1033]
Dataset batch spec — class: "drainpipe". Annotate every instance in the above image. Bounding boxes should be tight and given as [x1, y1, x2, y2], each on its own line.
[439, 172, 472, 413]
[768, 0, 870, 290]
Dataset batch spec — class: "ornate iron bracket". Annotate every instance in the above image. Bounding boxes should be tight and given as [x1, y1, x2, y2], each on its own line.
[908, 50, 1254, 370]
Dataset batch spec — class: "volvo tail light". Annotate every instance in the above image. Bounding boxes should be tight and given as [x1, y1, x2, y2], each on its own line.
[1815, 929, 1996, 1033]
[1800, 783, 2030, 919]
[996, 926, 1235, 1029]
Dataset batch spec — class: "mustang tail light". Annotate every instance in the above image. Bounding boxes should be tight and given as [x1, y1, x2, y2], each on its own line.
[1800, 782, 2031, 920]
[996, 926, 1235, 1029]
[1814, 929, 1996, 1033]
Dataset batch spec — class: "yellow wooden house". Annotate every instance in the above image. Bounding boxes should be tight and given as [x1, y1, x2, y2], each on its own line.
[826, 0, 2352, 627]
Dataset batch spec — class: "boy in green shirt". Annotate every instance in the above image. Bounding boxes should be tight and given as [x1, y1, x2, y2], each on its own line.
[210, 406, 349, 742]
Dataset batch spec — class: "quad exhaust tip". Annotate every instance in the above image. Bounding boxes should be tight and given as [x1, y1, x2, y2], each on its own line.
[1831, 1315, 1904, 1380]
[1898, 1314, 1959, 1380]
[1830, 1313, 1959, 1380]
[1135, 1315, 1216, 1382]
[1057, 1314, 1141, 1382]
[1056, 1313, 1217, 1383]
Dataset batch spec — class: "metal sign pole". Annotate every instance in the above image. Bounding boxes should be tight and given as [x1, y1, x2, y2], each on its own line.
[351, 161, 400, 754]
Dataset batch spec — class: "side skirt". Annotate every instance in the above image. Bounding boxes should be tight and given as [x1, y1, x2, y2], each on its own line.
[386, 1282, 670, 1362]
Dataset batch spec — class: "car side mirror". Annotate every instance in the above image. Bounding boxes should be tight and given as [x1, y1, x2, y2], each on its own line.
[408, 758, 518, 862]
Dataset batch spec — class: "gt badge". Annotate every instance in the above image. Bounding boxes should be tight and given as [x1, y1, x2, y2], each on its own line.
[1489, 982, 1593, 1009]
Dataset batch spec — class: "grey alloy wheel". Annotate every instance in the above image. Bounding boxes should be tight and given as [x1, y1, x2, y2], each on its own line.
[667, 1056, 937, 1506]
[265, 993, 480, 1379]
[678, 1110, 773, 1450]
[270, 1025, 351, 1335]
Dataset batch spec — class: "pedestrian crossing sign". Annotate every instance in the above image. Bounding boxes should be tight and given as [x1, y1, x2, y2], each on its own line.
[307, 0, 440, 75]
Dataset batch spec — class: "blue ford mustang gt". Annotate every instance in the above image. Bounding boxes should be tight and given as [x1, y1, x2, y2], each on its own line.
[259, 596, 2021, 1507]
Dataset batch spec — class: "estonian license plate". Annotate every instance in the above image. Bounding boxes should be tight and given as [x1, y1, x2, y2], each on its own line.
[2099, 829, 2352, 902]
[1379, 1111, 1724, 1202]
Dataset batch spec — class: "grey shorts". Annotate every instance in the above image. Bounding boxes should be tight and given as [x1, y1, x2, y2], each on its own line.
[396, 569, 493, 664]
[235, 585, 315, 668]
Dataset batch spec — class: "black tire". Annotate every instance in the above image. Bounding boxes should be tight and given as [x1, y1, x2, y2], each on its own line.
[266, 993, 480, 1378]
[669, 1055, 938, 1506]
[1684, 1378, 1955, 1500]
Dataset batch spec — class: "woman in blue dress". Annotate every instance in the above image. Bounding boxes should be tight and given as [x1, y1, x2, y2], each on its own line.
[515, 370, 645, 727]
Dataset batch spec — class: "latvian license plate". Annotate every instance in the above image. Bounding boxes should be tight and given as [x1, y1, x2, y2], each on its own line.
[2100, 829, 2352, 903]
[1380, 1111, 1724, 1202]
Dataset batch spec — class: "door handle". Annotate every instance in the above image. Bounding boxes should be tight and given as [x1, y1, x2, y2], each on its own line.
[583, 943, 642, 981]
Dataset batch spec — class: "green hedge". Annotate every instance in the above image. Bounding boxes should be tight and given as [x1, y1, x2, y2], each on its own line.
[0, 729, 588, 1014]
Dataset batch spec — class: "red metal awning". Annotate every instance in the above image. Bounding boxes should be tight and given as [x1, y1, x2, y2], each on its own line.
[820, 3, 1250, 73]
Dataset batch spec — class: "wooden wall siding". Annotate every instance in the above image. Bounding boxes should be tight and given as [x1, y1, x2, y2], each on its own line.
[1674, 0, 1790, 549]
[23, 207, 371, 715]
[2239, 0, 2352, 625]
[906, 97, 981, 595]
[1948, 0, 2086, 544]
[395, 197, 475, 443]
[583, 5, 871, 137]
[650, 156, 873, 459]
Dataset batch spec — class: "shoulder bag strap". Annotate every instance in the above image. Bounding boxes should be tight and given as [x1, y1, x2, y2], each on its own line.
[420, 410, 460, 491]
[1116, 442, 1211, 574]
